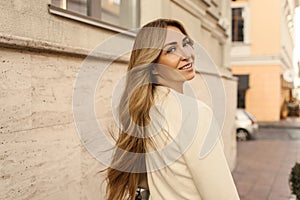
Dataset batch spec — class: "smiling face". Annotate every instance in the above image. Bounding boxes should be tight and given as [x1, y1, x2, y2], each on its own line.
[153, 26, 195, 85]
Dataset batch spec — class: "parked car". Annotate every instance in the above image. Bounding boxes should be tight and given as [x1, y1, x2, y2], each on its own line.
[235, 109, 259, 141]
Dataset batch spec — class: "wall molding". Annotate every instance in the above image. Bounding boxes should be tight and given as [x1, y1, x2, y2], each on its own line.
[196, 70, 237, 81]
[0, 33, 129, 63]
[231, 43, 251, 56]
[281, 46, 293, 69]
[171, 0, 207, 18]
[231, 55, 292, 70]
[48, 5, 136, 37]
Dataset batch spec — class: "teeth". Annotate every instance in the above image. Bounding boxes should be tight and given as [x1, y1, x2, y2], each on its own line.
[181, 63, 191, 70]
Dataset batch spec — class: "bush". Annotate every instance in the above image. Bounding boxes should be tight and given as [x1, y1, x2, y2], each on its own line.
[290, 163, 300, 200]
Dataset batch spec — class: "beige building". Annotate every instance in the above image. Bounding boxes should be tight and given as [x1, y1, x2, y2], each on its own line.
[231, 0, 299, 121]
[1, 0, 237, 199]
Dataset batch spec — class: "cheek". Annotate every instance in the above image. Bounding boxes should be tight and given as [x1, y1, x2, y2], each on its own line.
[158, 55, 180, 69]
[155, 64, 182, 79]
[156, 66, 176, 75]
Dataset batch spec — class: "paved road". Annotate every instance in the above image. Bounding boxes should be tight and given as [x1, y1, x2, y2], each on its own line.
[232, 127, 300, 200]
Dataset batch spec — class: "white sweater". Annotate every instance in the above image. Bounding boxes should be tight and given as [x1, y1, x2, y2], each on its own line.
[145, 86, 240, 200]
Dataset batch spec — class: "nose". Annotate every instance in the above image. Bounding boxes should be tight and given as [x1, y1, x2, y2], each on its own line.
[178, 46, 193, 61]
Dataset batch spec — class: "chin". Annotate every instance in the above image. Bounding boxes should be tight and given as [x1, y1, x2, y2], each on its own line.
[185, 73, 196, 81]
[186, 77, 195, 81]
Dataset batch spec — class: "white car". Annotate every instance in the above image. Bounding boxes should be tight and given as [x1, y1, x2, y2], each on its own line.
[235, 109, 259, 141]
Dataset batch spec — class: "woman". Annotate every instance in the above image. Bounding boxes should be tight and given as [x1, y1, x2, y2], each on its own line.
[106, 19, 240, 200]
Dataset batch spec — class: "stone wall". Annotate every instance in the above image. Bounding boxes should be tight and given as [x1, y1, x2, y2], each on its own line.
[0, 47, 113, 200]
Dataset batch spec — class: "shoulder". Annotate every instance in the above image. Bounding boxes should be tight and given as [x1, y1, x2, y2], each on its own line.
[155, 86, 212, 114]
[175, 91, 213, 119]
[155, 87, 214, 129]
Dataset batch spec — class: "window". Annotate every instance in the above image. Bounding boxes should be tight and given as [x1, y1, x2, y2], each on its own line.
[231, 7, 244, 42]
[51, 0, 140, 29]
[235, 75, 249, 108]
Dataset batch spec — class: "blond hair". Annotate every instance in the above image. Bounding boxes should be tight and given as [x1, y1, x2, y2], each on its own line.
[106, 19, 188, 200]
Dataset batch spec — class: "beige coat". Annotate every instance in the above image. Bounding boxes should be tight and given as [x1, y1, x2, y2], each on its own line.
[146, 86, 240, 200]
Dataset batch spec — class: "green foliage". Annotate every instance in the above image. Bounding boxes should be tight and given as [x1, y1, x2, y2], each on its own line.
[290, 163, 300, 200]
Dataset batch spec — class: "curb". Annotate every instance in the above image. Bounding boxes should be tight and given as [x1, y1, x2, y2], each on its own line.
[258, 122, 300, 129]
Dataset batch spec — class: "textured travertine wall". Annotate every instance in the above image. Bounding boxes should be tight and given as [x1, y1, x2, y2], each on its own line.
[1, 0, 237, 199]
[0, 48, 114, 200]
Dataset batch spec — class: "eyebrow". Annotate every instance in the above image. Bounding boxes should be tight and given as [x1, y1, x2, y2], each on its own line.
[163, 36, 189, 48]
[163, 41, 177, 48]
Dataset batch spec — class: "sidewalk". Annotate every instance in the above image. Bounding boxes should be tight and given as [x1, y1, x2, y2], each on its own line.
[258, 117, 300, 129]
[232, 125, 300, 200]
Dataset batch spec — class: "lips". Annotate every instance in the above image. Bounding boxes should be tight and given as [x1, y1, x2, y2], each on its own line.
[178, 63, 193, 70]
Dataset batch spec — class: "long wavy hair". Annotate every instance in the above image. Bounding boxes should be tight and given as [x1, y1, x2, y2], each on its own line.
[106, 19, 188, 200]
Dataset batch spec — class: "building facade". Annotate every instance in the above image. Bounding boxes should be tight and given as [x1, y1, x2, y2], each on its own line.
[231, 0, 299, 121]
[0, 0, 237, 199]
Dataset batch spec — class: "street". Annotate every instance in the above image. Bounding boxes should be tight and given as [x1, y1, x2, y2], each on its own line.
[233, 124, 300, 200]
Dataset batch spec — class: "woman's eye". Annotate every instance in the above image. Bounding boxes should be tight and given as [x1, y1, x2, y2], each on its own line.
[183, 38, 194, 47]
[166, 47, 176, 53]
[183, 41, 193, 47]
